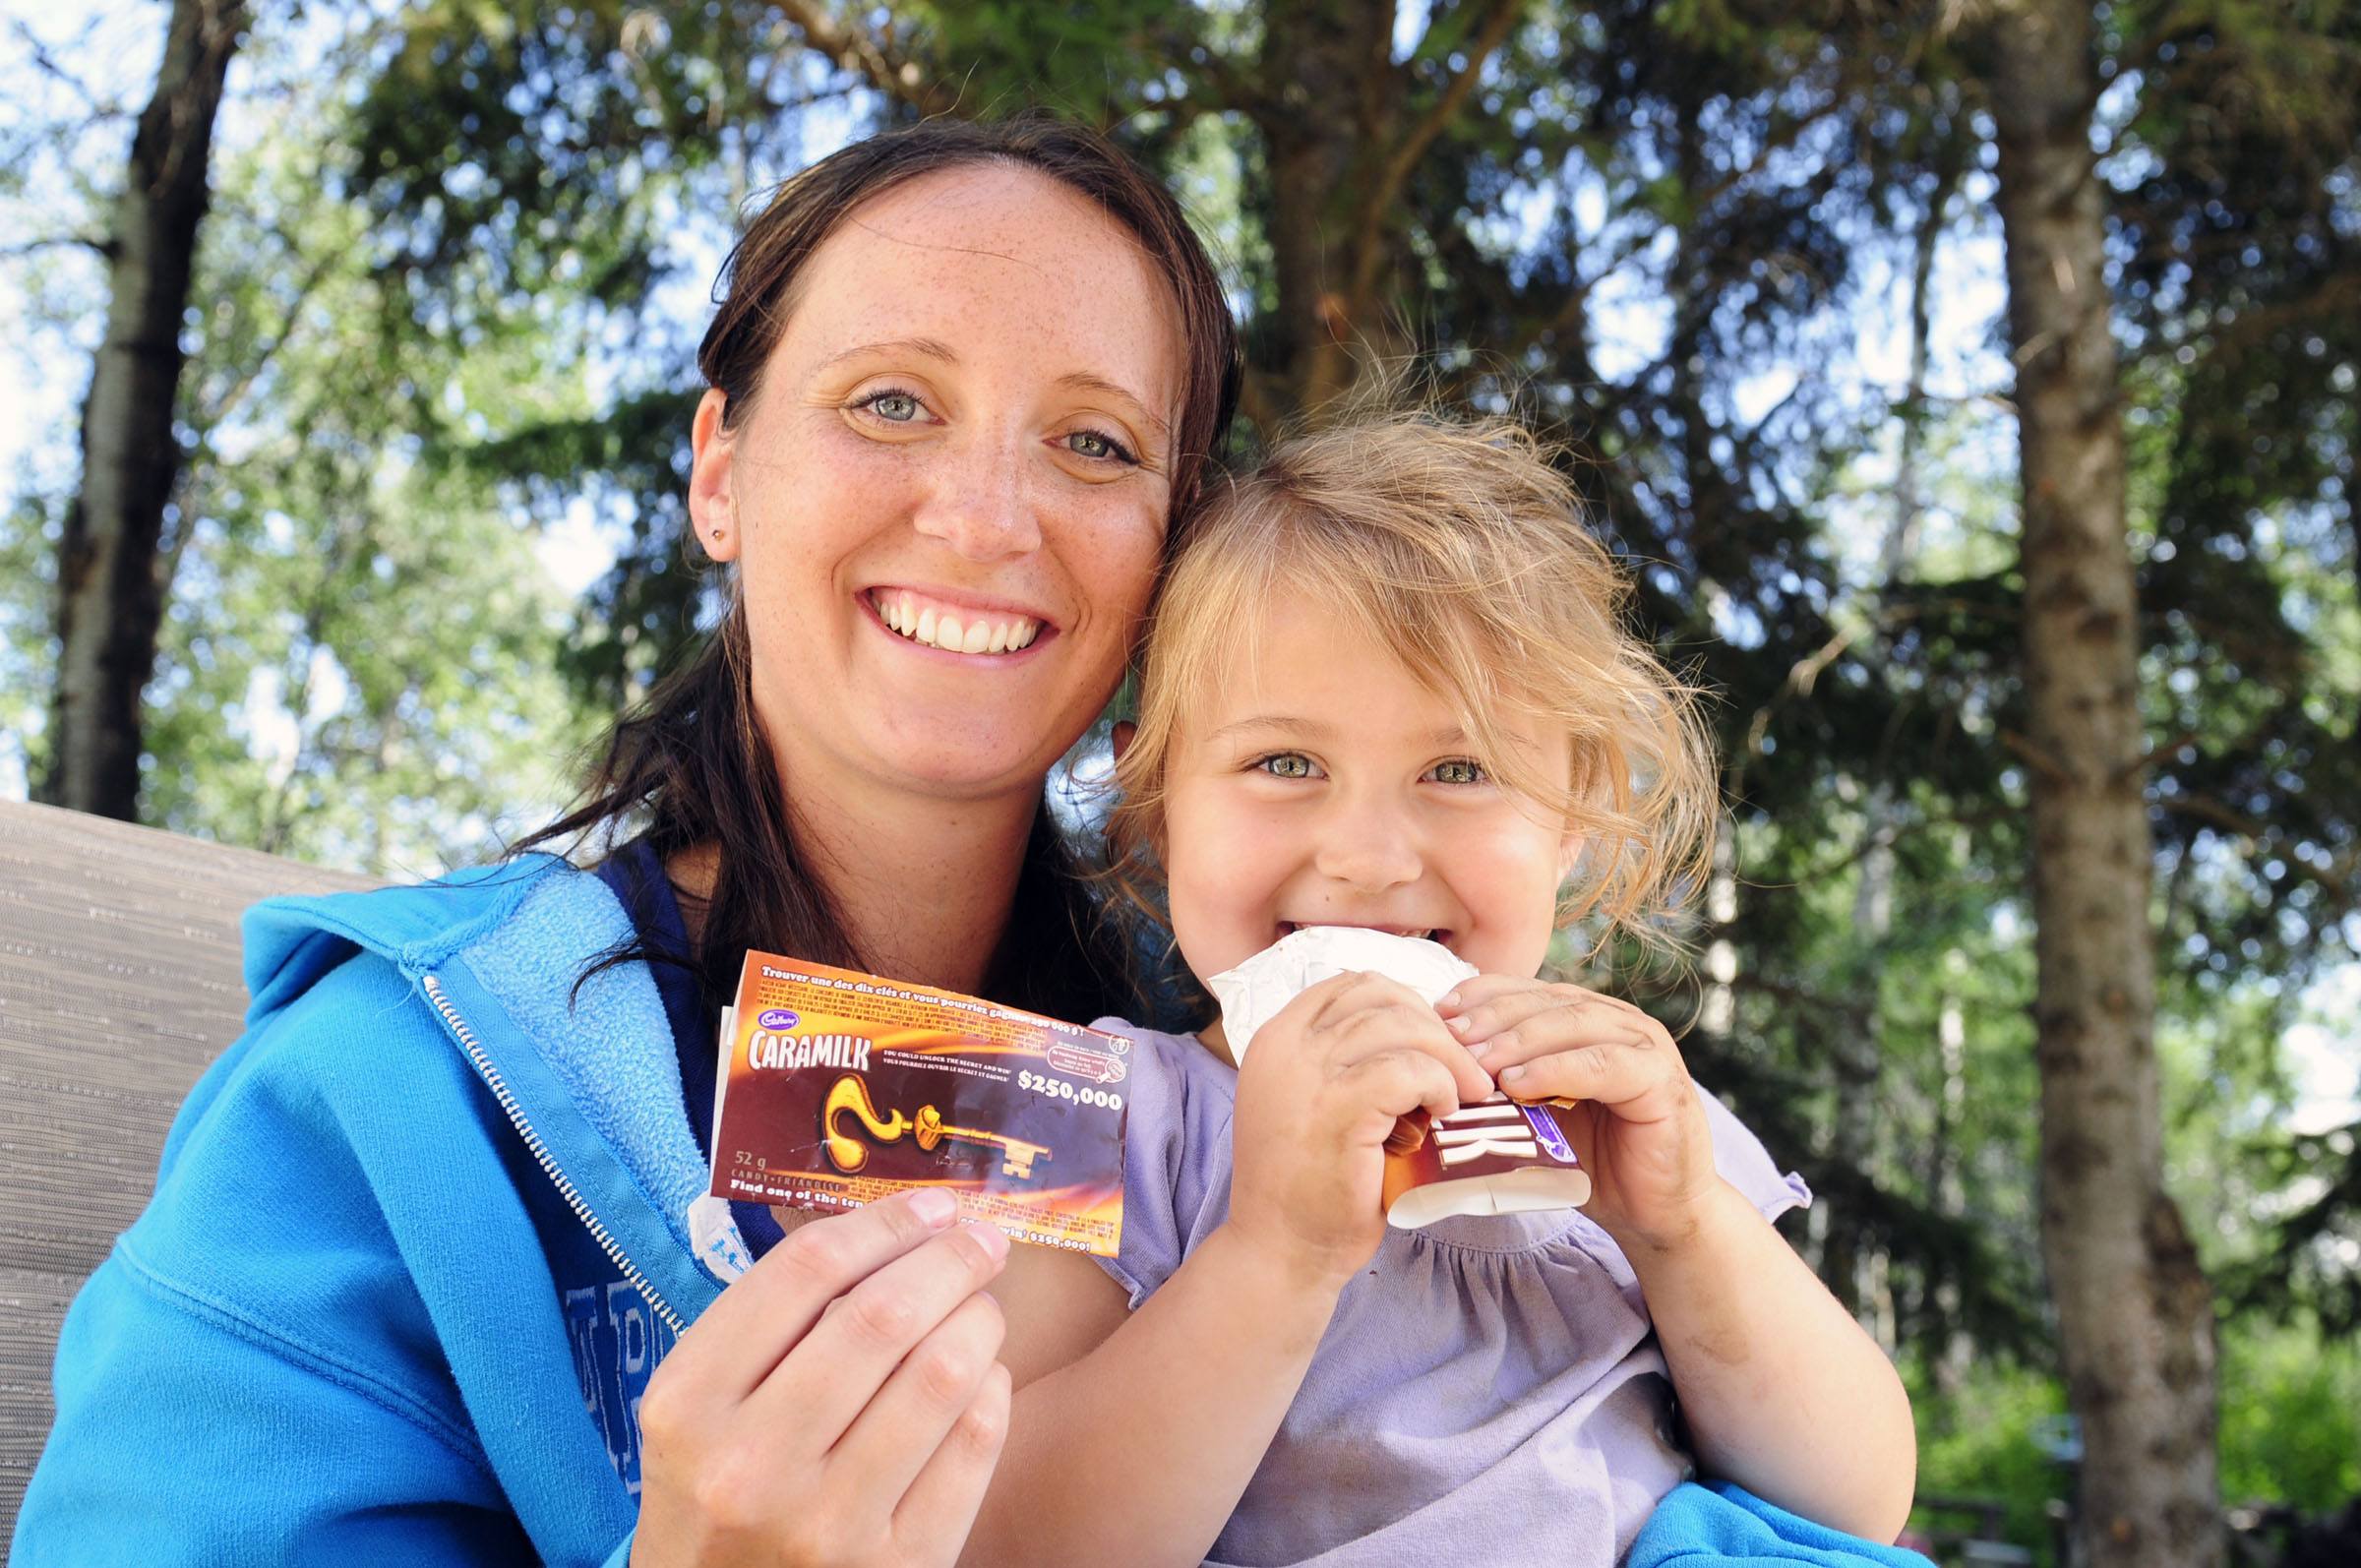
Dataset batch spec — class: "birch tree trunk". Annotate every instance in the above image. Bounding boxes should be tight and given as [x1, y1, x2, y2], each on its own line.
[39, 0, 246, 818]
[1985, 3, 2220, 1561]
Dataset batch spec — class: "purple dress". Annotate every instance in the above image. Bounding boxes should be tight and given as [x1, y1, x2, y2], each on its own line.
[1091, 1020, 1813, 1568]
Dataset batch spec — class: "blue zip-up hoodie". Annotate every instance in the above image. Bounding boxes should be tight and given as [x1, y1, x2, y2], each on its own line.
[13, 856, 749, 1566]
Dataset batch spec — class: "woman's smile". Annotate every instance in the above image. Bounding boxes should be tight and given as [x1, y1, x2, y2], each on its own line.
[864, 586, 1054, 658]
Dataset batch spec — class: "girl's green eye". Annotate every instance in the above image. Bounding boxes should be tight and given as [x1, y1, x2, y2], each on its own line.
[1429, 758, 1486, 785]
[1257, 753, 1316, 779]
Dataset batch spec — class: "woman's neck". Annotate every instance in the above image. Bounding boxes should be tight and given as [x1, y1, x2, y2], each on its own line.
[669, 775, 1038, 997]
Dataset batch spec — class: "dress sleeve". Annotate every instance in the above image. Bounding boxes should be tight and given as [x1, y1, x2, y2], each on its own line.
[1696, 1085, 1813, 1223]
[1088, 1023, 1238, 1308]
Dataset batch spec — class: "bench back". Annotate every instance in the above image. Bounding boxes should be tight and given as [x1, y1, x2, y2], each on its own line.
[0, 800, 373, 1549]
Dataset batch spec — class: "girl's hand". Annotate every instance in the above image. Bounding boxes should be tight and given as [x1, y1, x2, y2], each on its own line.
[1437, 976, 1720, 1253]
[1227, 971, 1495, 1293]
[632, 1187, 1013, 1568]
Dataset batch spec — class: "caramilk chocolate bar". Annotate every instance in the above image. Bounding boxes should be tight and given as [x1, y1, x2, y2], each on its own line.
[708, 952, 1129, 1256]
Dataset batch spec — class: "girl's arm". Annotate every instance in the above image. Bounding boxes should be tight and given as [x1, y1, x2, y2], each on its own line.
[959, 1227, 1340, 1568]
[1620, 1180, 1916, 1540]
[961, 974, 1494, 1568]
[1440, 977, 1915, 1542]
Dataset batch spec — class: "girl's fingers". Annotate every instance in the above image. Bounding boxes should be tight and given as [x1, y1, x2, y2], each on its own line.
[1434, 973, 1547, 1016]
[1495, 1039, 1683, 1112]
[1335, 1048, 1466, 1128]
[889, 1361, 1013, 1568]
[822, 1289, 1008, 1511]
[652, 1186, 967, 1417]
[1328, 998, 1494, 1104]
[1476, 1018, 1659, 1072]
[1449, 988, 1664, 1058]
[749, 1219, 1011, 1449]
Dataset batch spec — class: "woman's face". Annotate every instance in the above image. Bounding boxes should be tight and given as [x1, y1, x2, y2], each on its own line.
[691, 163, 1185, 809]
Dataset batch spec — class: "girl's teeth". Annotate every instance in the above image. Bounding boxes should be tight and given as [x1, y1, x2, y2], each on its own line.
[916, 606, 938, 644]
[962, 620, 993, 654]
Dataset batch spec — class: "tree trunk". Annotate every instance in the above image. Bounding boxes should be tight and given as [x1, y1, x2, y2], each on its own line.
[1250, 0, 1401, 418]
[1985, 4, 2220, 1564]
[39, 0, 246, 819]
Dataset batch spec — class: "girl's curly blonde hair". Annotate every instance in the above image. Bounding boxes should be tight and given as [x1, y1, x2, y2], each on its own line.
[1103, 406, 1720, 963]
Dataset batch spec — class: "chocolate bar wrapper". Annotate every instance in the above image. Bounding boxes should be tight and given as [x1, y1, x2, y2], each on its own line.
[1381, 1097, 1592, 1228]
[709, 952, 1128, 1256]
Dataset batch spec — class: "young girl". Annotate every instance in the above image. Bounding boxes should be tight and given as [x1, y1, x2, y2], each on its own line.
[962, 410, 1917, 1567]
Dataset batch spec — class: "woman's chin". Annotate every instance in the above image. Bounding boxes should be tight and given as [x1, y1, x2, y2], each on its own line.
[867, 716, 1073, 800]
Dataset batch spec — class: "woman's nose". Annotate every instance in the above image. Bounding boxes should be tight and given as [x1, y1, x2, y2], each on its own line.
[1311, 797, 1423, 893]
[911, 435, 1042, 561]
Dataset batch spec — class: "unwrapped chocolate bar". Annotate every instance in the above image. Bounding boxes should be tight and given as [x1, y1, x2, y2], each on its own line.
[1206, 929, 1592, 1228]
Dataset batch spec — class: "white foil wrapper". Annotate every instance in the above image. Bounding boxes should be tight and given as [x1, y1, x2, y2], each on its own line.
[1206, 927, 1477, 1064]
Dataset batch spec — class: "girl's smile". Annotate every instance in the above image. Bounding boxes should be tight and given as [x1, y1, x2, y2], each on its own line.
[1158, 597, 1575, 987]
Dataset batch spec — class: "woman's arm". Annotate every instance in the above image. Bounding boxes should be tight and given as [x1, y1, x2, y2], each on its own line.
[1622, 1180, 1916, 1540]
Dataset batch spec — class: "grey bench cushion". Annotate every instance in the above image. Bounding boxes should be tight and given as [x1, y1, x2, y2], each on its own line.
[0, 799, 373, 1549]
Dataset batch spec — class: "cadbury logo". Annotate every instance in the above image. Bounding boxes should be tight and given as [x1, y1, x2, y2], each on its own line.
[757, 1007, 800, 1031]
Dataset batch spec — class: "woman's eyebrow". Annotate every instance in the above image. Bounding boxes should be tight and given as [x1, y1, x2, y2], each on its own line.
[817, 336, 960, 371]
[1058, 371, 1171, 436]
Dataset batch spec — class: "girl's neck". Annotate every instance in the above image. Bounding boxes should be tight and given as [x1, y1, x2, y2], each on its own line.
[670, 770, 1038, 997]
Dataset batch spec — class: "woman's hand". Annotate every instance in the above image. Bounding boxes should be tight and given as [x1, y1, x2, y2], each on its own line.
[1227, 971, 1494, 1292]
[632, 1187, 1013, 1568]
[1437, 976, 1720, 1253]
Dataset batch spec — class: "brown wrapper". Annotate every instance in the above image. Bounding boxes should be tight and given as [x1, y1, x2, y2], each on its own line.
[708, 953, 1128, 1256]
[1380, 1096, 1591, 1228]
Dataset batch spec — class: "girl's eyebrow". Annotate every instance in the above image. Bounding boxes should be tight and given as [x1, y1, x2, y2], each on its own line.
[1209, 716, 1473, 748]
[1208, 715, 1331, 745]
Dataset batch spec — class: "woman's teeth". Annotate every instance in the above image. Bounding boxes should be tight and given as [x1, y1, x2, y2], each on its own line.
[875, 592, 1041, 655]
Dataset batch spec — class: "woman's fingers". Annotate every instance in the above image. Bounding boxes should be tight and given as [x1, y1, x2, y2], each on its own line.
[889, 1361, 1013, 1568]
[822, 1289, 1008, 1514]
[650, 1187, 965, 1420]
[751, 1218, 1011, 1446]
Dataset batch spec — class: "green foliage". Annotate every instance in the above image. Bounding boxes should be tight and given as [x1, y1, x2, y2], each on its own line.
[1910, 1363, 2069, 1563]
[2216, 1320, 2361, 1508]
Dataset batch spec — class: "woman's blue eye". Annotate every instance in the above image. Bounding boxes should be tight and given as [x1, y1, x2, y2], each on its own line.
[1428, 758, 1486, 785]
[1255, 753, 1316, 779]
[1066, 428, 1137, 464]
[861, 391, 923, 422]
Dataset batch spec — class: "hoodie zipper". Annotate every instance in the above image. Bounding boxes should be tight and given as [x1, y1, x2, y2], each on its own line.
[422, 971, 688, 1335]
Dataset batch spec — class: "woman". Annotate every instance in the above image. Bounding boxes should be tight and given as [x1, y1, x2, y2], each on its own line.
[12, 116, 1239, 1568]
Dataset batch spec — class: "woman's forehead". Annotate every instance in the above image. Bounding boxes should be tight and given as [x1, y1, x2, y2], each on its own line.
[776, 163, 1184, 406]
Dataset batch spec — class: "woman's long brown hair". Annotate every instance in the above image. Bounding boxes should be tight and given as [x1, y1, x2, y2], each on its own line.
[520, 115, 1240, 1024]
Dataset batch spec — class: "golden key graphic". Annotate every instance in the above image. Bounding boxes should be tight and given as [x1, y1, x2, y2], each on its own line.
[823, 1076, 1053, 1180]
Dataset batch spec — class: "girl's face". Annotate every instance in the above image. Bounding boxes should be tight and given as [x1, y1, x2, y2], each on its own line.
[691, 163, 1184, 806]
[1158, 597, 1574, 986]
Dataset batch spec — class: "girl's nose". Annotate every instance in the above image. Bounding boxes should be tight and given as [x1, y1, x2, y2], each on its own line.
[1312, 797, 1423, 893]
[912, 434, 1042, 561]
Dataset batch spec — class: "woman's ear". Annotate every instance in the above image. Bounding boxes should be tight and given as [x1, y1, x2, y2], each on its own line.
[1111, 719, 1138, 764]
[688, 389, 741, 563]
